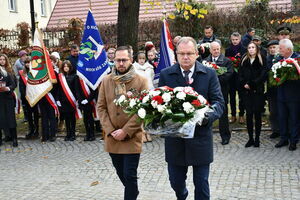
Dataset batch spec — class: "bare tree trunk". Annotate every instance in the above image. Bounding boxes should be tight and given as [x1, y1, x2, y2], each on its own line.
[117, 0, 140, 54]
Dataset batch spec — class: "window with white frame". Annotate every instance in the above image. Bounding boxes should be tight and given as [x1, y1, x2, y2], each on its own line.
[8, 0, 17, 12]
[41, 0, 46, 16]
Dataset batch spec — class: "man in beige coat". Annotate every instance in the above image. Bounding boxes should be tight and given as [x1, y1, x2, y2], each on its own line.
[97, 46, 148, 200]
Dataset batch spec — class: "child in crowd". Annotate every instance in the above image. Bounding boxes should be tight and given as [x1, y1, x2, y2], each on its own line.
[133, 52, 154, 89]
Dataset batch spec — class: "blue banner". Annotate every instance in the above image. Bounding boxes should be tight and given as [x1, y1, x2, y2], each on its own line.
[77, 10, 110, 90]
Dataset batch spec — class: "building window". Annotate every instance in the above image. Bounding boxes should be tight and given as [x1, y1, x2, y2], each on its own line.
[8, 0, 17, 12]
[41, 0, 46, 16]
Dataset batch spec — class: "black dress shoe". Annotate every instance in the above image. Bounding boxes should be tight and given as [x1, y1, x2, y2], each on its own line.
[254, 139, 260, 147]
[270, 132, 280, 139]
[245, 139, 254, 148]
[275, 140, 289, 148]
[84, 136, 90, 141]
[12, 140, 18, 147]
[221, 139, 229, 145]
[289, 143, 296, 151]
[64, 136, 70, 141]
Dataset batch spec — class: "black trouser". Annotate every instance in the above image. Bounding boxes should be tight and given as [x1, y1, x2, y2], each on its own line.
[229, 73, 245, 117]
[27, 105, 39, 134]
[40, 102, 57, 140]
[268, 95, 280, 134]
[219, 104, 231, 140]
[246, 112, 262, 140]
[110, 153, 140, 200]
[83, 107, 94, 138]
[64, 111, 76, 138]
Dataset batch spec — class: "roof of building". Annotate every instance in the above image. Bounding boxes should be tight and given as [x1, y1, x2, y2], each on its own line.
[47, 0, 292, 29]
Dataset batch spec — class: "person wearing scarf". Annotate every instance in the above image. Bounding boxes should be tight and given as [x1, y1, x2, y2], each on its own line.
[225, 32, 247, 124]
[97, 46, 148, 200]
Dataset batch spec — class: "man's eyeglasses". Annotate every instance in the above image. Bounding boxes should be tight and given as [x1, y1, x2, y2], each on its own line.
[115, 59, 130, 63]
[177, 52, 196, 57]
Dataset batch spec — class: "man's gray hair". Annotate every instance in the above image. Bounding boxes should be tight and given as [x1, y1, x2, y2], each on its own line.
[231, 32, 241, 38]
[210, 41, 221, 48]
[176, 37, 198, 52]
[279, 39, 293, 51]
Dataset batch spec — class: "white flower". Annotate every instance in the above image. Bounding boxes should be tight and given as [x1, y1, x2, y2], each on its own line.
[157, 105, 166, 113]
[142, 95, 150, 103]
[151, 100, 158, 108]
[197, 95, 207, 105]
[138, 108, 146, 119]
[174, 87, 184, 93]
[149, 90, 161, 97]
[162, 92, 171, 103]
[182, 102, 195, 113]
[129, 99, 137, 108]
[282, 61, 287, 66]
[176, 91, 186, 100]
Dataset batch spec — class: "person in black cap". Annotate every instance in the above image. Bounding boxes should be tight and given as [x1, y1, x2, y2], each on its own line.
[277, 26, 291, 40]
[252, 35, 267, 58]
[266, 40, 280, 139]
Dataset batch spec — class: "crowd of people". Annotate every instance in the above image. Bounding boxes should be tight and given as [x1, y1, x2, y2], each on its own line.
[0, 24, 299, 200]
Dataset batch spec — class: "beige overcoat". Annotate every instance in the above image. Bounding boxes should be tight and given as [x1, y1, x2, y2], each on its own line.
[97, 73, 148, 154]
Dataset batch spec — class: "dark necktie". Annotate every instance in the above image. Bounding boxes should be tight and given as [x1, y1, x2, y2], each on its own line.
[183, 70, 191, 84]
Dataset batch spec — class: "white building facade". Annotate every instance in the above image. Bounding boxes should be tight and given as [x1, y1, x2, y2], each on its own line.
[0, 0, 57, 30]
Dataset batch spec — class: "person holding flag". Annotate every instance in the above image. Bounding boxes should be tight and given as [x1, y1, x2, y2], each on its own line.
[26, 27, 58, 142]
[19, 57, 39, 139]
[76, 9, 110, 141]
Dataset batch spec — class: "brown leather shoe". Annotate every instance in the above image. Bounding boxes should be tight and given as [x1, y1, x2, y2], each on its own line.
[229, 116, 236, 123]
[238, 116, 245, 124]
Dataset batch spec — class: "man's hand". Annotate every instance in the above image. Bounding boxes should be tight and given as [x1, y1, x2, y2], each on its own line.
[111, 129, 127, 141]
[244, 84, 250, 90]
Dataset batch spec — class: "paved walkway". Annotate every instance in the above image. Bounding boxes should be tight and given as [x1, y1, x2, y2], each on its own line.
[0, 130, 299, 200]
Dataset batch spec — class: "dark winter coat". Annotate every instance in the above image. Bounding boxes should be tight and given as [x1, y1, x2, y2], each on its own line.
[239, 56, 267, 112]
[205, 54, 234, 104]
[158, 61, 225, 166]
[0, 73, 17, 128]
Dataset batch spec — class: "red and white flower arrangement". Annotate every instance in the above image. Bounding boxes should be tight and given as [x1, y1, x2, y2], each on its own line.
[269, 58, 300, 86]
[114, 86, 211, 137]
[202, 60, 227, 75]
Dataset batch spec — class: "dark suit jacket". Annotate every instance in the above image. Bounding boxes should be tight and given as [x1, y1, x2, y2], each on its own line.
[275, 52, 300, 102]
[205, 54, 233, 104]
[158, 61, 225, 166]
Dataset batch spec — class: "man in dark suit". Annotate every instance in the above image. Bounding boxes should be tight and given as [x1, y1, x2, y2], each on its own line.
[158, 37, 224, 200]
[205, 41, 233, 145]
[274, 39, 300, 151]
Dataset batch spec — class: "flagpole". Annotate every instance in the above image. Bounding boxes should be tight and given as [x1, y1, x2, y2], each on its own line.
[162, 1, 167, 19]
[88, 0, 92, 10]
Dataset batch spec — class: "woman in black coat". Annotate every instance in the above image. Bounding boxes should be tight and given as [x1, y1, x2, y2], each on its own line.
[239, 42, 267, 148]
[57, 60, 78, 141]
[0, 54, 18, 147]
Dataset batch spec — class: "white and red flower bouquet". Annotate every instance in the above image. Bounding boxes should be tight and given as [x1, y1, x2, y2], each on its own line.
[269, 58, 300, 86]
[114, 86, 211, 138]
[202, 60, 227, 75]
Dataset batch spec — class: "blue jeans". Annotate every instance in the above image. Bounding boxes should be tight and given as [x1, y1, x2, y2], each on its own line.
[168, 163, 210, 200]
[109, 153, 140, 200]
